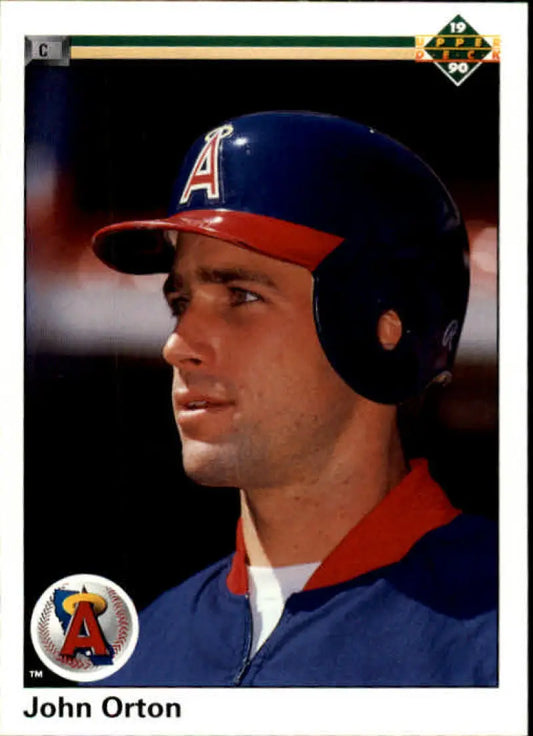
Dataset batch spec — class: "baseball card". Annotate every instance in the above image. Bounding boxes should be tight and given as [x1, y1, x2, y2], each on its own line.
[0, 2, 527, 735]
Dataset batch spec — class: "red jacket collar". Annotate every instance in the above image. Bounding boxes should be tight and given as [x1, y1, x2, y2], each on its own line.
[226, 459, 460, 595]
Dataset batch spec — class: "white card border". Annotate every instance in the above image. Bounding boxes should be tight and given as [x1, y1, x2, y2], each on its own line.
[0, 3, 527, 735]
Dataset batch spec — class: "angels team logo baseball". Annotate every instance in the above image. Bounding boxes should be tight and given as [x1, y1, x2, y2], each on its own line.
[30, 574, 139, 682]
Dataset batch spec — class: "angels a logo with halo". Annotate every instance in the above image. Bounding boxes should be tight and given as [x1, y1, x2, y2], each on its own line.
[30, 573, 139, 682]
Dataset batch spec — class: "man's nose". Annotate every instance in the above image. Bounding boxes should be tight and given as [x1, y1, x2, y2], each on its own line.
[162, 304, 216, 368]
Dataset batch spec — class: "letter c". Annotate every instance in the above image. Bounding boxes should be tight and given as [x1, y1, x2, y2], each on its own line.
[39, 43, 49, 58]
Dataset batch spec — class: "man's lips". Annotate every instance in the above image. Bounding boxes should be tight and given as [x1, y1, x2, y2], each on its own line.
[174, 393, 235, 413]
[174, 392, 235, 433]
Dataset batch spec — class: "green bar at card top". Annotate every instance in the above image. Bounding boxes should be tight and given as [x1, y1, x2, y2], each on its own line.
[72, 35, 414, 48]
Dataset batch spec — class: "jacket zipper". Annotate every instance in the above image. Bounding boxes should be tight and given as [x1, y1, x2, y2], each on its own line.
[233, 594, 253, 685]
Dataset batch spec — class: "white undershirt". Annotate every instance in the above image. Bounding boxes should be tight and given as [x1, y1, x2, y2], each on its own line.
[247, 561, 321, 656]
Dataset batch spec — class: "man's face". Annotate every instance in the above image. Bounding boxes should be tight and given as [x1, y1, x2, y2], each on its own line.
[162, 232, 361, 490]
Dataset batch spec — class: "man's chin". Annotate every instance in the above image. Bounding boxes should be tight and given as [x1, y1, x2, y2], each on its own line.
[181, 442, 239, 488]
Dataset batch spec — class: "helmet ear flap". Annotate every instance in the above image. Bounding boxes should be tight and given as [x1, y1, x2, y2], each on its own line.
[313, 238, 429, 405]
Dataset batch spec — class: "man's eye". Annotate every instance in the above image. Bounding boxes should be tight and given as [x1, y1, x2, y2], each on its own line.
[167, 296, 189, 317]
[229, 287, 262, 306]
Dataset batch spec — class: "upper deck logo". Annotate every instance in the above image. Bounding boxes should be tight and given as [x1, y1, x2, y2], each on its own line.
[30, 573, 139, 682]
[416, 15, 500, 86]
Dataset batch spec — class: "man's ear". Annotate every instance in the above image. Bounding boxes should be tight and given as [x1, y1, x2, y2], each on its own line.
[377, 309, 403, 351]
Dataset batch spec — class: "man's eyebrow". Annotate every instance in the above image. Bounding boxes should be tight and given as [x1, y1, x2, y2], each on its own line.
[163, 266, 277, 296]
[196, 266, 277, 288]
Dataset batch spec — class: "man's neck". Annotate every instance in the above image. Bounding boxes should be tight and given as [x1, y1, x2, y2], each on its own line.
[240, 418, 408, 567]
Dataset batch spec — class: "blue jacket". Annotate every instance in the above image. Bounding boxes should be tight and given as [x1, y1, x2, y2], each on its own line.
[100, 461, 497, 687]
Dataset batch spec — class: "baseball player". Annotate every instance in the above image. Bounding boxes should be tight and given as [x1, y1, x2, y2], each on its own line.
[92, 112, 497, 686]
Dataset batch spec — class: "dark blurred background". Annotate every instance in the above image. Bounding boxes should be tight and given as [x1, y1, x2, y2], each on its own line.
[25, 58, 498, 685]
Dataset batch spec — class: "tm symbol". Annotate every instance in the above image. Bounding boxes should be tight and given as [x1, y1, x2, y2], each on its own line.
[29, 670, 43, 678]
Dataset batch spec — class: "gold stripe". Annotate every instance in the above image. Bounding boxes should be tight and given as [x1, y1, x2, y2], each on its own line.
[424, 46, 491, 51]
[71, 46, 415, 61]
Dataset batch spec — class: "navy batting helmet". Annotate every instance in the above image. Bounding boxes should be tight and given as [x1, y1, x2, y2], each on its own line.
[93, 111, 469, 404]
